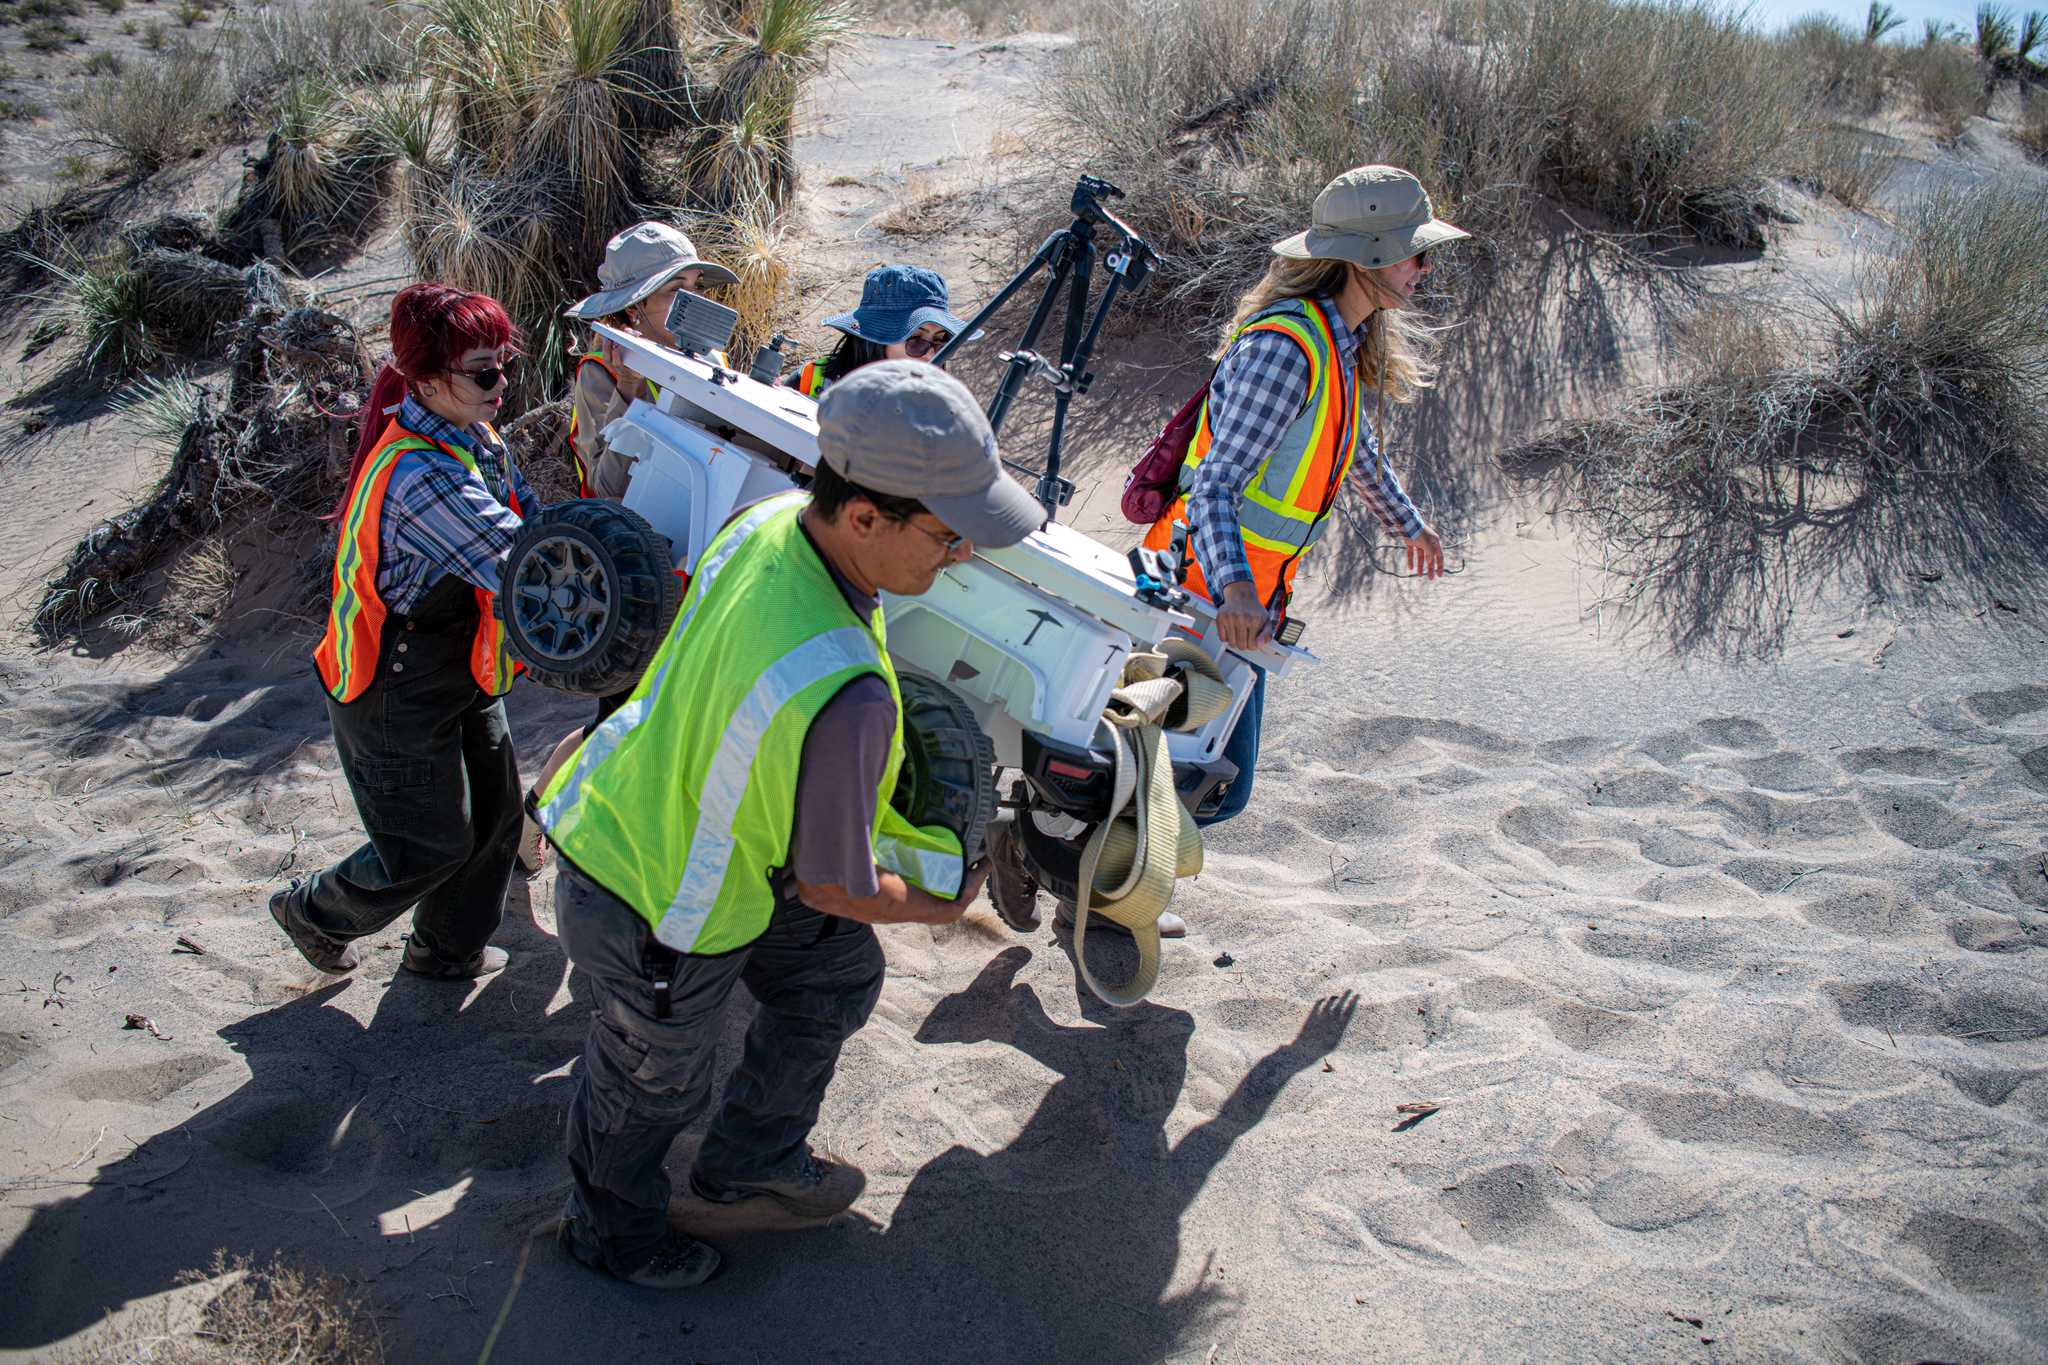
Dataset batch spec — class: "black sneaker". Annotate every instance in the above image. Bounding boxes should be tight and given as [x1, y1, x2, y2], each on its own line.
[268, 882, 360, 974]
[401, 939, 510, 979]
[984, 814, 1042, 933]
[689, 1149, 865, 1219]
[560, 1221, 720, 1290]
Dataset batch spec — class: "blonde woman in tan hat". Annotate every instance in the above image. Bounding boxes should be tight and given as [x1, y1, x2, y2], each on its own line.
[563, 222, 740, 503]
[1138, 163, 1462, 829]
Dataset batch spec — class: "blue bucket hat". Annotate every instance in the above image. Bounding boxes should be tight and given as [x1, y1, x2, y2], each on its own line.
[823, 264, 978, 346]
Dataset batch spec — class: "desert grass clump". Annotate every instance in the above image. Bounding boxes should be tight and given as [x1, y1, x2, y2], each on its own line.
[219, 75, 395, 263]
[1786, 12, 1887, 114]
[52, 1251, 384, 1364]
[117, 370, 206, 446]
[1906, 38, 1986, 140]
[1791, 124, 1895, 209]
[700, 199, 790, 357]
[29, 247, 158, 372]
[24, 15, 87, 46]
[221, 0, 409, 116]
[1503, 181, 2048, 655]
[68, 39, 225, 172]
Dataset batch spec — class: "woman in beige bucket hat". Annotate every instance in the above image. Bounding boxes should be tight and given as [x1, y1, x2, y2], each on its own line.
[1137, 163, 1465, 830]
[516, 223, 741, 875]
[564, 222, 740, 504]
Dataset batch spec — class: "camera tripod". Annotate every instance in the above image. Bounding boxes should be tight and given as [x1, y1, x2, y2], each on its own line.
[932, 175, 1161, 517]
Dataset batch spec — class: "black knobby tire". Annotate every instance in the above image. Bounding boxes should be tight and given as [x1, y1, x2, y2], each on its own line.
[891, 674, 998, 865]
[498, 500, 681, 697]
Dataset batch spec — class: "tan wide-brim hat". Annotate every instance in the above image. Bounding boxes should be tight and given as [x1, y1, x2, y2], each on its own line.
[1273, 165, 1470, 269]
[565, 221, 740, 320]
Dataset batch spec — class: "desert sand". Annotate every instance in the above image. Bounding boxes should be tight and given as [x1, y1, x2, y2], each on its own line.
[1, 31, 2045, 1365]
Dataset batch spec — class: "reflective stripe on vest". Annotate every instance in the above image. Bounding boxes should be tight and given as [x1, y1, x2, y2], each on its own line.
[536, 493, 964, 952]
[1139, 298, 1357, 607]
[313, 420, 523, 703]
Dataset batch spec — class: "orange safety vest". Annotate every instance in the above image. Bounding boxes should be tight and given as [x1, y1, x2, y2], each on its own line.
[313, 420, 524, 703]
[1141, 297, 1358, 612]
[567, 351, 661, 500]
[793, 359, 829, 399]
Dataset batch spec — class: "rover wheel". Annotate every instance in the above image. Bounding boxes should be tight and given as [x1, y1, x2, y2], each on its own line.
[893, 674, 998, 865]
[498, 500, 680, 696]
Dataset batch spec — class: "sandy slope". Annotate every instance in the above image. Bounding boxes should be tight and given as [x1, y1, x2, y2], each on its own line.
[1, 32, 2045, 1365]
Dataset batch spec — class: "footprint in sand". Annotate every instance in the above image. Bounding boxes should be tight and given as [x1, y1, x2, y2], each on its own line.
[1826, 971, 2048, 1043]
[1858, 789, 1967, 849]
[1895, 1210, 2048, 1299]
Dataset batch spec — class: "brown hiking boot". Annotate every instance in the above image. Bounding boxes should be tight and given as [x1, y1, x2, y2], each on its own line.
[401, 938, 510, 979]
[689, 1149, 865, 1219]
[268, 882, 360, 975]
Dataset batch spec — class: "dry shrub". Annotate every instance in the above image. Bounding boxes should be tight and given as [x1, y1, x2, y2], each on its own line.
[1784, 12, 1888, 114]
[1036, 0, 1814, 323]
[1503, 181, 2048, 655]
[1898, 38, 1985, 140]
[68, 40, 225, 173]
[2015, 87, 2048, 156]
[1791, 123, 1896, 209]
[700, 199, 793, 356]
[52, 1252, 383, 1364]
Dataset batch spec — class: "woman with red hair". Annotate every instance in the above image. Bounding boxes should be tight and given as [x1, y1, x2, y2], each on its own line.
[270, 283, 537, 981]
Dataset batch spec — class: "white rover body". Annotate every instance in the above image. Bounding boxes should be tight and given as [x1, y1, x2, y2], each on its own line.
[592, 328, 1312, 806]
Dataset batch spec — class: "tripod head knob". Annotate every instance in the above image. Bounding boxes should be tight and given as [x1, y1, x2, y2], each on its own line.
[1072, 175, 1126, 221]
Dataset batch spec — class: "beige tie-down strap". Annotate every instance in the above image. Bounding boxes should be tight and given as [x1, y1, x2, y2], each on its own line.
[1071, 639, 1233, 1007]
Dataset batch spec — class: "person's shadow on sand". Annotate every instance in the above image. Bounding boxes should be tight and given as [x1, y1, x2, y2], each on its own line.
[649, 946, 1358, 1365]
[0, 880, 588, 1352]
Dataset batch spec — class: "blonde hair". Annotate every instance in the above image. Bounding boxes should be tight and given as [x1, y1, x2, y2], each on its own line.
[1218, 256, 1438, 404]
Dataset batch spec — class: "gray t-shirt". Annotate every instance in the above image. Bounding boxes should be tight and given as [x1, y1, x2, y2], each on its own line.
[780, 518, 897, 901]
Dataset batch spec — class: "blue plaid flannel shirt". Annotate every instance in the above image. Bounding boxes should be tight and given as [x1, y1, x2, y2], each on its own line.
[1185, 294, 1424, 612]
[374, 395, 536, 613]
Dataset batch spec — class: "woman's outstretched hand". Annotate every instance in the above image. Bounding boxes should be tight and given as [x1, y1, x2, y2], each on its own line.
[1404, 526, 1445, 580]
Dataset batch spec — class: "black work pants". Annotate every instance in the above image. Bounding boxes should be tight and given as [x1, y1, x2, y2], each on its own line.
[555, 860, 884, 1273]
[281, 585, 522, 964]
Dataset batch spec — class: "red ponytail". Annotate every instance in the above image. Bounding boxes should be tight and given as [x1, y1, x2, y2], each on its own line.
[332, 282, 521, 519]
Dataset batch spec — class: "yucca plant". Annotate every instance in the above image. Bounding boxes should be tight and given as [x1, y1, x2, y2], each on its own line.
[1864, 0, 1904, 42]
[705, 0, 857, 125]
[268, 76, 359, 219]
[116, 371, 206, 447]
[2017, 9, 2045, 61]
[687, 76, 795, 209]
[27, 249, 154, 372]
[518, 0, 645, 216]
[1977, 2, 2016, 58]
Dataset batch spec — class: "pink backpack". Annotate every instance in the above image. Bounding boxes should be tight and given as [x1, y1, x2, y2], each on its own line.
[1119, 381, 1210, 524]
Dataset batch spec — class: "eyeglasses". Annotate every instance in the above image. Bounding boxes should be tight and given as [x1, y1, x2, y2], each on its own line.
[901, 329, 952, 360]
[453, 355, 521, 391]
[895, 515, 966, 554]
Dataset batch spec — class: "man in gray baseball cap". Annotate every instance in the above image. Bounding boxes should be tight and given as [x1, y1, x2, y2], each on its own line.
[548, 359, 1019, 1292]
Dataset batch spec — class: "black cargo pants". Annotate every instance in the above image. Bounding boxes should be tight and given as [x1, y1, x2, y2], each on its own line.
[278, 577, 522, 965]
[555, 859, 885, 1273]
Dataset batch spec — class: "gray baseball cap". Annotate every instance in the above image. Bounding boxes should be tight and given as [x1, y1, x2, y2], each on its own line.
[815, 361, 1043, 549]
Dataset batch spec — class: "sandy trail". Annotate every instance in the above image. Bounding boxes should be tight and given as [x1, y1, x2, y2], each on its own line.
[0, 33, 2045, 1365]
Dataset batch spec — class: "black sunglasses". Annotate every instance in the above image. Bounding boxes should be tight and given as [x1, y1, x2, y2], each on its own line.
[901, 330, 953, 359]
[453, 355, 521, 391]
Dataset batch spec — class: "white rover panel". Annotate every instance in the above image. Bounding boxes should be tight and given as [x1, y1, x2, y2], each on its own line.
[590, 324, 1312, 771]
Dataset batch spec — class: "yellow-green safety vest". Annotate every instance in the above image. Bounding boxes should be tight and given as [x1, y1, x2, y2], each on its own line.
[536, 492, 964, 953]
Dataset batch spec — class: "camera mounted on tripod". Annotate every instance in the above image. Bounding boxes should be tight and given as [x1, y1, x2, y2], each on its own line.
[931, 175, 1167, 518]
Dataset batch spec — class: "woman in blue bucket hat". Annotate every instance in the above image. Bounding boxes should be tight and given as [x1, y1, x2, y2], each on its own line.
[785, 264, 978, 400]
